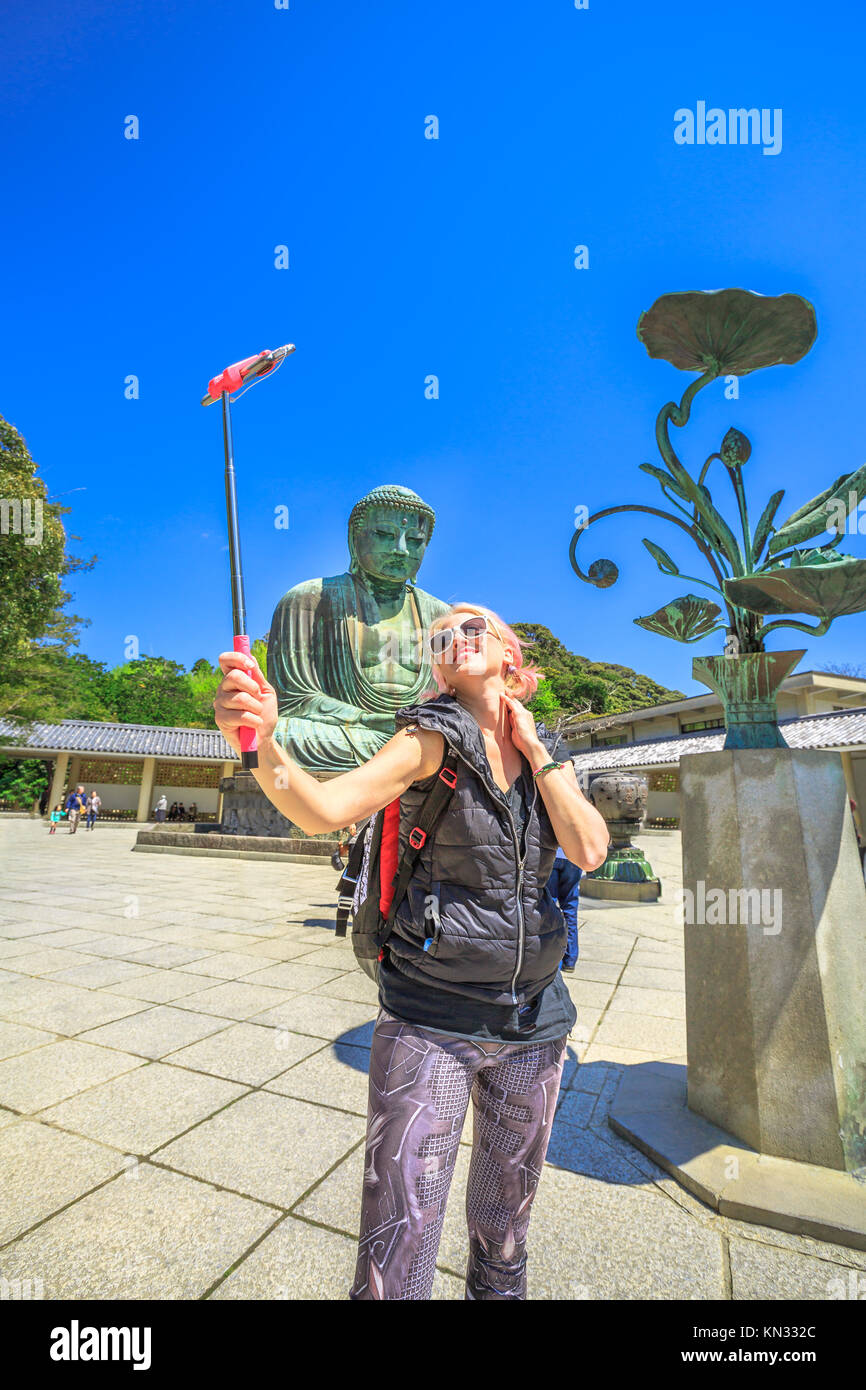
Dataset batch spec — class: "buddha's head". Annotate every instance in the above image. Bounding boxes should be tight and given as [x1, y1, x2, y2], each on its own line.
[348, 485, 436, 586]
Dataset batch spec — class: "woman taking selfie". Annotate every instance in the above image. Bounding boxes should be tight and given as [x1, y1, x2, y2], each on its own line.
[213, 602, 609, 1301]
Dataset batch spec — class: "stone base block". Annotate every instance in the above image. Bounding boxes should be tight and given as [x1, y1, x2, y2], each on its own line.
[133, 830, 339, 864]
[581, 878, 661, 902]
[609, 1063, 866, 1251]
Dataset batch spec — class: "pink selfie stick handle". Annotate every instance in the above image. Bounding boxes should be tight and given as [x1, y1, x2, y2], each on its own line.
[233, 634, 259, 769]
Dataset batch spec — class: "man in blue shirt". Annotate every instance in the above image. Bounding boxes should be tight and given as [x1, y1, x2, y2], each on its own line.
[548, 845, 583, 972]
[65, 785, 86, 835]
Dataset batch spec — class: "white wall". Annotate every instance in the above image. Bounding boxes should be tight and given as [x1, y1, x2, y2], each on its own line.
[151, 784, 219, 814]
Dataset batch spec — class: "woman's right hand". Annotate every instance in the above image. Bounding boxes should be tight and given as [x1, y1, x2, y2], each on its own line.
[213, 651, 279, 757]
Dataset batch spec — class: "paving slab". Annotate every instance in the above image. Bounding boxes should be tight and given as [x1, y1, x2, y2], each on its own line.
[313, 972, 381, 1005]
[728, 1236, 862, 1300]
[0, 1163, 277, 1299]
[104, 969, 224, 1004]
[120, 945, 215, 970]
[153, 1090, 365, 1207]
[240, 961, 349, 992]
[265, 1042, 371, 1116]
[593, 1012, 687, 1054]
[0, 1020, 57, 1060]
[76, 1005, 232, 1059]
[164, 980, 297, 1020]
[0, 1119, 126, 1243]
[0, 977, 92, 1019]
[0, 1039, 145, 1112]
[38, 1062, 248, 1151]
[12, 986, 147, 1037]
[606, 984, 686, 1020]
[569, 959, 623, 985]
[251, 994, 378, 1045]
[620, 963, 686, 992]
[46, 959, 156, 990]
[164, 1022, 325, 1085]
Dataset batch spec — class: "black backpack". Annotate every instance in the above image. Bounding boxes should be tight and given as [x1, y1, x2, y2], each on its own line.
[335, 749, 459, 983]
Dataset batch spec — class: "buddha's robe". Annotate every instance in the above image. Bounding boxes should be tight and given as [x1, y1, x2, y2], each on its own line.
[267, 570, 450, 773]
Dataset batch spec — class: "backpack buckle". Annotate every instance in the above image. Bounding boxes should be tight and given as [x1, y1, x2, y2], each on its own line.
[408, 827, 427, 849]
[438, 766, 457, 788]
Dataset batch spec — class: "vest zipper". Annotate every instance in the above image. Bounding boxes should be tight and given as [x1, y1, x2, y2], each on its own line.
[442, 740, 538, 1007]
[507, 773, 538, 1005]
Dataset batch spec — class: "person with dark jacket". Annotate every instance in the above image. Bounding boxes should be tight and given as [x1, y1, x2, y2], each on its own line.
[212, 602, 608, 1301]
[65, 785, 86, 834]
[548, 844, 584, 972]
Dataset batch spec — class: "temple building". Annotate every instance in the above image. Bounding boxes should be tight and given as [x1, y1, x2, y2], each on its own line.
[562, 669, 866, 837]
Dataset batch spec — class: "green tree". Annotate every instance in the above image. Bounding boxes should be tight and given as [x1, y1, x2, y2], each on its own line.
[512, 621, 683, 724]
[0, 415, 97, 725]
[101, 657, 198, 726]
[0, 757, 51, 809]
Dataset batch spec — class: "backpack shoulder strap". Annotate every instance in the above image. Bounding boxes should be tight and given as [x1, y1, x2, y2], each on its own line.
[382, 747, 459, 933]
[334, 816, 375, 939]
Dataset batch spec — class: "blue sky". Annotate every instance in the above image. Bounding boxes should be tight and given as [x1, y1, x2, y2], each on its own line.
[2, 0, 865, 696]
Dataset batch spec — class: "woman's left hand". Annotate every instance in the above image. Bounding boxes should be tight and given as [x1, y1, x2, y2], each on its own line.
[500, 692, 546, 762]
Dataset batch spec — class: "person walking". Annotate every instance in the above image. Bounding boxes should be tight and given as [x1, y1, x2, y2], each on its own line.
[85, 791, 101, 831]
[65, 785, 86, 834]
[213, 601, 608, 1301]
[49, 803, 64, 834]
[547, 844, 584, 973]
[155, 794, 168, 823]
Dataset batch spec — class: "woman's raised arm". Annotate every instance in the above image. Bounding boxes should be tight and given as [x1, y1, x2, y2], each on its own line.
[213, 650, 444, 834]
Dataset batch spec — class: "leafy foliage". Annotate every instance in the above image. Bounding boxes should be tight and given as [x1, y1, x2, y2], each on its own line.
[0, 757, 51, 808]
[511, 622, 683, 723]
[0, 414, 96, 724]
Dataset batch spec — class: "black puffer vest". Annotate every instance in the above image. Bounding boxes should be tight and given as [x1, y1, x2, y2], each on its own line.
[386, 693, 566, 1008]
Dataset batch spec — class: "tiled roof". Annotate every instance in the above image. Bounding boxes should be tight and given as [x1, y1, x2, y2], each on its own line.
[567, 706, 866, 774]
[0, 719, 238, 762]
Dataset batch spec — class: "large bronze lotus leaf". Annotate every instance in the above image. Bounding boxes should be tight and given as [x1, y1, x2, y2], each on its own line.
[723, 556, 866, 619]
[633, 594, 723, 643]
[636, 289, 817, 376]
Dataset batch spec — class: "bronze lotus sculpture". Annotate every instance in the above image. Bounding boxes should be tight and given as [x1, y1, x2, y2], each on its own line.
[570, 289, 866, 748]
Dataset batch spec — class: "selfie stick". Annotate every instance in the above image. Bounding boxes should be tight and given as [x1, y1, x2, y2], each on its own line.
[201, 344, 295, 769]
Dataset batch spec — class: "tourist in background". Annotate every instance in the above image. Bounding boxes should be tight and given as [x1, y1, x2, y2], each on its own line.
[65, 785, 86, 834]
[547, 844, 583, 973]
[85, 791, 101, 830]
[155, 794, 168, 823]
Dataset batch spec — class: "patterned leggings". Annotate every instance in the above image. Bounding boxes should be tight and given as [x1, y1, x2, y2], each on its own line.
[349, 1007, 568, 1301]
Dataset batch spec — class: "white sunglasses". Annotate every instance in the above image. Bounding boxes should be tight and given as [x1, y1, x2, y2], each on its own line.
[430, 614, 505, 660]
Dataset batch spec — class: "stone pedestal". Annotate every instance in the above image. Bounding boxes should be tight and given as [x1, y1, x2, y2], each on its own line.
[219, 771, 337, 842]
[680, 748, 866, 1174]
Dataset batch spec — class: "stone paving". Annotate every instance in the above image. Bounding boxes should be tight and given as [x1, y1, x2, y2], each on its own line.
[0, 818, 863, 1301]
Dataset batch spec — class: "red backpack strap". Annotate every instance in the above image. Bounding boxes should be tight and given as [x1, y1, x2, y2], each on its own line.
[378, 799, 402, 917]
[382, 749, 460, 933]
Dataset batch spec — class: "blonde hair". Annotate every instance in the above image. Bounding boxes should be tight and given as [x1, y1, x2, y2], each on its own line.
[425, 603, 544, 703]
